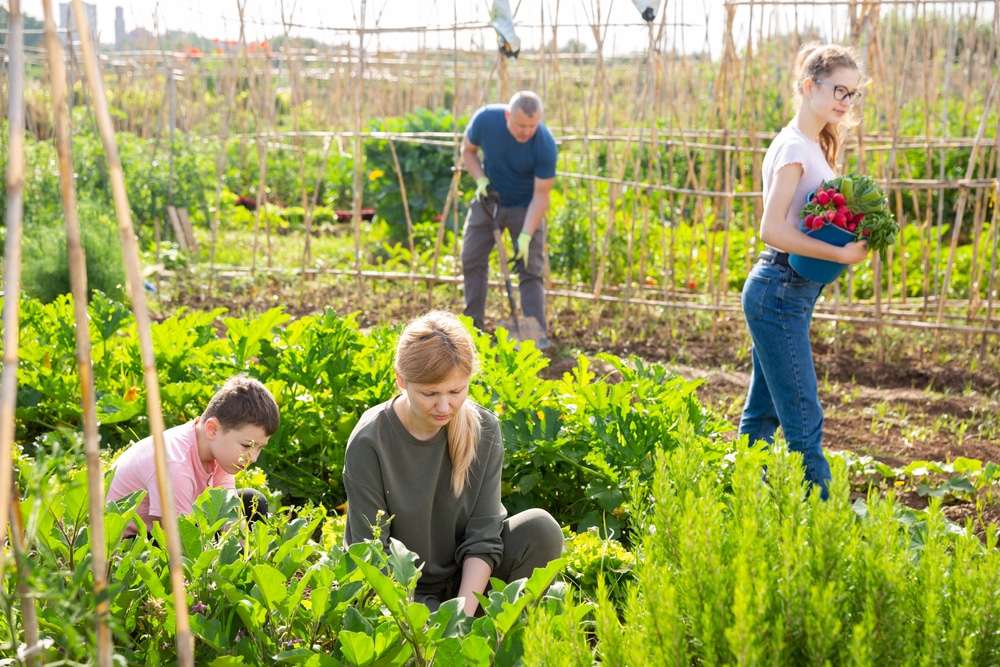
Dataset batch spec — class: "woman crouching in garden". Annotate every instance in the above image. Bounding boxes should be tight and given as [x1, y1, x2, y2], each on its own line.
[343, 310, 564, 616]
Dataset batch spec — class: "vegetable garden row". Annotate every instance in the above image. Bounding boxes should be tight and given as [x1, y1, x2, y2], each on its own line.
[2, 295, 1000, 664]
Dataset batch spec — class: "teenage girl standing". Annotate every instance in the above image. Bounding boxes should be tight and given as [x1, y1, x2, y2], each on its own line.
[739, 44, 870, 498]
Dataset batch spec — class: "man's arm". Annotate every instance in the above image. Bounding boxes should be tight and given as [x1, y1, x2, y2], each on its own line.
[461, 134, 486, 182]
[521, 176, 554, 237]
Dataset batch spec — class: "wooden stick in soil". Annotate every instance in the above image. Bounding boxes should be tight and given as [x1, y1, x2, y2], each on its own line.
[979, 179, 999, 363]
[9, 496, 40, 667]
[3, 80, 35, 667]
[41, 1, 112, 662]
[68, 0, 194, 664]
[208, 33, 241, 297]
[933, 81, 996, 356]
[0, 0, 26, 584]
[279, 0, 315, 278]
[352, 1, 368, 304]
[387, 139, 419, 303]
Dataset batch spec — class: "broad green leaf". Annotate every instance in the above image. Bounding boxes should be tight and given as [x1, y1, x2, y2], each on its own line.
[386, 538, 422, 589]
[225, 307, 291, 368]
[521, 558, 566, 602]
[428, 638, 467, 667]
[190, 614, 226, 651]
[191, 487, 241, 535]
[96, 392, 146, 424]
[952, 457, 982, 474]
[208, 657, 249, 666]
[426, 598, 465, 640]
[273, 648, 340, 666]
[460, 635, 494, 666]
[306, 567, 335, 618]
[251, 563, 289, 610]
[339, 631, 375, 666]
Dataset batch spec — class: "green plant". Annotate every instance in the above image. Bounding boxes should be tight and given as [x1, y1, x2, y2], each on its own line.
[364, 108, 464, 242]
[21, 214, 127, 304]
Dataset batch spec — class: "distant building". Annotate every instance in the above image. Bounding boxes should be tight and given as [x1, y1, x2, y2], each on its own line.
[115, 6, 125, 45]
[59, 2, 98, 47]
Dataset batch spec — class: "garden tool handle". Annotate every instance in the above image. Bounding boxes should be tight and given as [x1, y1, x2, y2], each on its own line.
[489, 213, 521, 330]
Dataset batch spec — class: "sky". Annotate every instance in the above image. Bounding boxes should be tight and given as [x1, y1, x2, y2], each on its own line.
[11, 1, 993, 58]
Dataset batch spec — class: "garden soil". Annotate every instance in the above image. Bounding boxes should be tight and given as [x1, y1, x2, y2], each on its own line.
[165, 277, 1000, 534]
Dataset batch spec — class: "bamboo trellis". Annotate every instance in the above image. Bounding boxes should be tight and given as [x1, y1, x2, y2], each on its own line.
[1, 1, 999, 660]
[5, 0, 984, 349]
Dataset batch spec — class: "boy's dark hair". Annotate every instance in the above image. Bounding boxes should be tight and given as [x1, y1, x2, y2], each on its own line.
[203, 375, 280, 436]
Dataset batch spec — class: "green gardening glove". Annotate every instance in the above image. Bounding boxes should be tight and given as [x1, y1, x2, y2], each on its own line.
[474, 176, 490, 201]
[514, 231, 532, 262]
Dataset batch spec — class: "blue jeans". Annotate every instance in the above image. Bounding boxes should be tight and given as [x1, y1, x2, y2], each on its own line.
[738, 258, 831, 498]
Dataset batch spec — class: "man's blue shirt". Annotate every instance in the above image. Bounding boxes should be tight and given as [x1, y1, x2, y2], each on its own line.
[466, 105, 558, 208]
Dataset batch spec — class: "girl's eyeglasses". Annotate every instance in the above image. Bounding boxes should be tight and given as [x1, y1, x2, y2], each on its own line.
[814, 78, 863, 105]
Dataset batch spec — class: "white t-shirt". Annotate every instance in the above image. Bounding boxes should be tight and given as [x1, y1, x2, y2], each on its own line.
[761, 125, 836, 252]
[106, 419, 235, 536]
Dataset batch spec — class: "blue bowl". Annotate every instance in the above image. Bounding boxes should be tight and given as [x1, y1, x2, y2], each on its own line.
[788, 222, 856, 284]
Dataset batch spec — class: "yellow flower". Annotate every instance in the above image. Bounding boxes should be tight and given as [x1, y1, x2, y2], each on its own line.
[368, 169, 384, 181]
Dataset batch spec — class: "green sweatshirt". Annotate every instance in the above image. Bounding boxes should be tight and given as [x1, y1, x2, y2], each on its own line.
[343, 397, 507, 590]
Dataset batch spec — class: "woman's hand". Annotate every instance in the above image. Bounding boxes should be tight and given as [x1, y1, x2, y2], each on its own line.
[838, 240, 869, 264]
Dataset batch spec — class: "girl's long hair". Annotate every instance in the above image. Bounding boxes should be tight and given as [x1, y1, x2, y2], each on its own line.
[395, 310, 482, 496]
[794, 43, 864, 169]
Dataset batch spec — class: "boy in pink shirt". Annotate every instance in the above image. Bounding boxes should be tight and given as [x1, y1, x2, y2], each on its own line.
[107, 375, 280, 536]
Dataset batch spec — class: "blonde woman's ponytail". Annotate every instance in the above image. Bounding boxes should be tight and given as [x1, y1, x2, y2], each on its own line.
[447, 399, 483, 496]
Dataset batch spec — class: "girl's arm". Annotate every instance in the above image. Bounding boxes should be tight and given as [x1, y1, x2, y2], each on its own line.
[760, 164, 868, 264]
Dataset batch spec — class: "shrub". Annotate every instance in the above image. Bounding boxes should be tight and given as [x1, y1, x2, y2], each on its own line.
[21, 213, 126, 304]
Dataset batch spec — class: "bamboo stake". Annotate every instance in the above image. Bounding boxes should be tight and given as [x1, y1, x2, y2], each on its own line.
[68, 1, 194, 664]
[979, 179, 999, 362]
[280, 1, 314, 276]
[9, 496, 39, 667]
[352, 2, 368, 304]
[208, 37, 241, 297]
[387, 138, 418, 305]
[933, 80, 996, 355]
[0, 0, 26, 587]
[40, 2, 112, 662]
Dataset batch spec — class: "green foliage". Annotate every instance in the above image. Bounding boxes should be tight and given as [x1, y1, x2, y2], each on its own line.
[20, 214, 127, 304]
[5, 301, 1000, 665]
[364, 108, 464, 241]
[480, 338, 731, 541]
[561, 527, 635, 609]
[5, 452, 565, 665]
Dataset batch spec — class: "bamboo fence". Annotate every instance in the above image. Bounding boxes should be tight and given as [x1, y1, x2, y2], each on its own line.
[0, 0, 997, 660]
[24, 0, 988, 341]
[5, 2, 996, 351]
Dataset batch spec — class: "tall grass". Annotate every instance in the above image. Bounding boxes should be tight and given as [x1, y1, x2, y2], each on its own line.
[526, 441, 1000, 666]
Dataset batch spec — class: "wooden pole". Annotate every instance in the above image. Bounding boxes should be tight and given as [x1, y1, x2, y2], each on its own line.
[352, 1, 368, 305]
[41, 2, 112, 663]
[208, 38, 240, 297]
[387, 138, 418, 305]
[279, 1, 315, 277]
[68, 1, 194, 664]
[0, 0, 26, 588]
[933, 81, 996, 355]
[9, 497, 39, 667]
[0, 20, 40, 667]
[0, 18, 36, 664]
